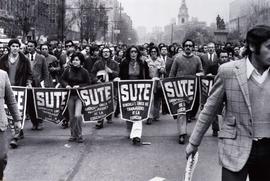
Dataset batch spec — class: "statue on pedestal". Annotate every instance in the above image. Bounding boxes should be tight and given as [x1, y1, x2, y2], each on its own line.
[216, 15, 226, 30]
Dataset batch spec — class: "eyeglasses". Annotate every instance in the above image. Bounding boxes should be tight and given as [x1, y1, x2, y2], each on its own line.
[151, 50, 157, 53]
[66, 45, 72, 48]
[185, 45, 193, 47]
[103, 51, 110, 53]
[130, 50, 138, 53]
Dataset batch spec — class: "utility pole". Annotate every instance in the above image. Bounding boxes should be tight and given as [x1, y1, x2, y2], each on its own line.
[61, 0, 65, 42]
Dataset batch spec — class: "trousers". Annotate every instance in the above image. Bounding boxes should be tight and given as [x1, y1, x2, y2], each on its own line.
[0, 131, 8, 179]
[68, 95, 83, 138]
[222, 138, 270, 181]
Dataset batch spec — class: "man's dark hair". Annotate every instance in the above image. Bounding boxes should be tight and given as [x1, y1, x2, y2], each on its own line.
[40, 43, 49, 50]
[28, 40, 37, 47]
[182, 39, 195, 48]
[245, 25, 270, 56]
[99, 46, 112, 58]
[218, 50, 229, 58]
[8, 39, 21, 47]
[65, 40, 74, 47]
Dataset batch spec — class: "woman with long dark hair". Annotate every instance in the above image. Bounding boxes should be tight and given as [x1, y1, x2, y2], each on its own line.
[119, 45, 150, 144]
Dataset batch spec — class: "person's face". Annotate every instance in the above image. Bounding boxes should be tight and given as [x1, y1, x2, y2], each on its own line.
[160, 47, 168, 56]
[65, 43, 74, 53]
[10, 43, 20, 55]
[27, 42, 36, 53]
[219, 52, 229, 64]
[203, 46, 208, 53]
[208, 44, 215, 54]
[3, 47, 9, 55]
[234, 47, 240, 56]
[102, 48, 111, 59]
[254, 39, 270, 68]
[184, 41, 193, 55]
[150, 48, 158, 59]
[110, 47, 115, 56]
[72, 56, 81, 67]
[41, 45, 49, 56]
[85, 46, 90, 54]
[93, 50, 99, 56]
[118, 50, 124, 57]
[57, 44, 62, 49]
[130, 48, 138, 60]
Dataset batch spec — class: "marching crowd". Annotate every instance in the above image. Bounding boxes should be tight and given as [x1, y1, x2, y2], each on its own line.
[1, 24, 270, 181]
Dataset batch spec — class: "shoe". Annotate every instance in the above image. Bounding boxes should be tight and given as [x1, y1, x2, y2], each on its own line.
[19, 130, 24, 139]
[146, 118, 152, 125]
[36, 123, 44, 131]
[178, 135, 186, 144]
[68, 137, 76, 142]
[95, 120, 104, 129]
[61, 119, 69, 129]
[10, 138, 18, 149]
[77, 137, 84, 143]
[153, 118, 159, 122]
[132, 137, 141, 145]
[187, 117, 192, 123]
[212, 130, 218, 137]
[31, 125, 37, 130]
[114, 112, 120, 118]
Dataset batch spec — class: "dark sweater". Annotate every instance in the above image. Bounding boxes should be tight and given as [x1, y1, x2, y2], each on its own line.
[61, 66, 91, 95]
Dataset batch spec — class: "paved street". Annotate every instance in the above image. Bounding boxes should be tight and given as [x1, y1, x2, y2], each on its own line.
[5, 115, 220, 181]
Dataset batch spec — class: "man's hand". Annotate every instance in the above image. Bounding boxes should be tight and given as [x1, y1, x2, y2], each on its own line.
[66, 85, 71, 89]
[152, 77, 160, 81]
[186, 143, 198, 159]
[73, 85, 79, 89]
[196, 72, 204, 76]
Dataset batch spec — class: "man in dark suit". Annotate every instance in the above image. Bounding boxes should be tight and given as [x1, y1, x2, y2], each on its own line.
[160, 45, 173, 114]
[199, 42, 220, 136]
[186, 25, 270, 181]
[26, 40, 50, 130]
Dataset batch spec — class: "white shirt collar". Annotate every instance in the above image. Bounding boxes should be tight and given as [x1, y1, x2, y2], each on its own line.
[246, 57, 270, 82]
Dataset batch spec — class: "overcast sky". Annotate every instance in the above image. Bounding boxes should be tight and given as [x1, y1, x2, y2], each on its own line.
[118, 0, 235, 32]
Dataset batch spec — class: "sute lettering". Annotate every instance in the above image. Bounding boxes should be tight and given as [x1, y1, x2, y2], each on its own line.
[80, 86, 111, 106]
[120, 83, 151, 102]
[164, 80, 195, 98]
[36, 91, 68, 109]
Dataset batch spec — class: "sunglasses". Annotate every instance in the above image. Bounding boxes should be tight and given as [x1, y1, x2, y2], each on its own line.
[66, 45, 72, 48]
[185, 45, 193, 47]
[130, 50, 138, 53]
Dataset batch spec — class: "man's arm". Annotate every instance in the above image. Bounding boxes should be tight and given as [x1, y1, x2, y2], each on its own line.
[186, 67, 225, 156]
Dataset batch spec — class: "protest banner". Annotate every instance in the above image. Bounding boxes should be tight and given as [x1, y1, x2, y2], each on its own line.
[33, 88, 70, 124]
[161, 76, 197, 116]
[5, 86, 27, 130]
[77, 82, 114, 122]
[199, 76, 214, 106]
[118, 80, 154, 122]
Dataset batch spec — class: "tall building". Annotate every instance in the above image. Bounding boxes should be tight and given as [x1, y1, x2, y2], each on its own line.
[178, 0, 189, 25]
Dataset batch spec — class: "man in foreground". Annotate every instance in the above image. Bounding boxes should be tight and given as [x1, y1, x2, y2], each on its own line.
[186, 25, 270, 180]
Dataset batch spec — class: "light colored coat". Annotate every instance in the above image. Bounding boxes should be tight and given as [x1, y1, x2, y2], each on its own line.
[0, 70, 21, 131]
[189, 58, 257, 172]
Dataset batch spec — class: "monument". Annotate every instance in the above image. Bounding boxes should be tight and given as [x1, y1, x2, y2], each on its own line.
[214, 15, 229, 43]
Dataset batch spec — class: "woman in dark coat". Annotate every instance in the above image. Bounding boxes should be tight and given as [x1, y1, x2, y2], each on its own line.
[119, 45, 150, 145]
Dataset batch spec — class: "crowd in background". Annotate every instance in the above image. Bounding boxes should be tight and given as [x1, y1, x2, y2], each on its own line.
[0, 38, 246, 148]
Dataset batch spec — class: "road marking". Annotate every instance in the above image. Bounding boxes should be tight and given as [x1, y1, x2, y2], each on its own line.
[149, 176, 166, 181]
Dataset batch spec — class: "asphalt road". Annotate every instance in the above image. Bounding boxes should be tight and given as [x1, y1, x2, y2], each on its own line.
[5, 115, 221, 181]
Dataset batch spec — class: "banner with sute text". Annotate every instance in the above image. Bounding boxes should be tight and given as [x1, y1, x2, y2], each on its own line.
[199, 76, 214, 106]
[161, 76, 197, 116]
[5, 86, 27, 130]
[77, 82, 114, 122]
[118, 80, 154, 122]
[33, 88, 70, 124]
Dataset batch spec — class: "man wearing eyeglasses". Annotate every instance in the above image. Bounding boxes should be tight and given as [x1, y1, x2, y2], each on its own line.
[169, 39, 203, 144]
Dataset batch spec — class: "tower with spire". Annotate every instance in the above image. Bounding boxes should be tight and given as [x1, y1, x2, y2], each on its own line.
[178, 0, 189, 25]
